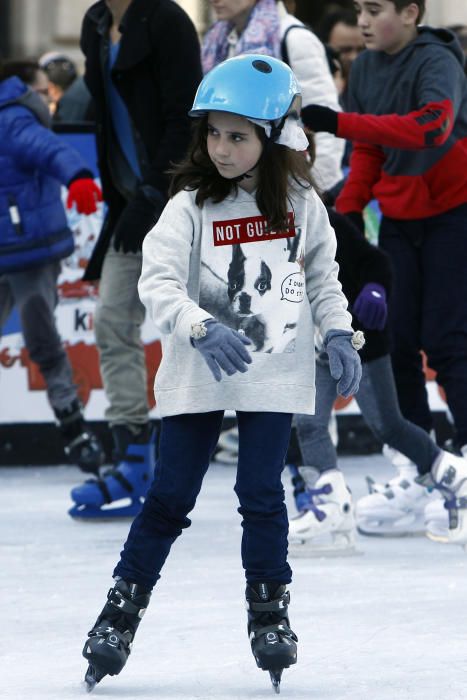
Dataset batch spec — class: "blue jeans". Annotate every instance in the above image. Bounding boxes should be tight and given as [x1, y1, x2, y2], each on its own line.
[114, 410, 293, 590]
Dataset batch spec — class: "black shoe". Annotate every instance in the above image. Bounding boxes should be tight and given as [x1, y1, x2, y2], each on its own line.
[55, 399, 105, 473]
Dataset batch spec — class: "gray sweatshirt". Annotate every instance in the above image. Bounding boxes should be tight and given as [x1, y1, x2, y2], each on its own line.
[138, 185, 353, 417]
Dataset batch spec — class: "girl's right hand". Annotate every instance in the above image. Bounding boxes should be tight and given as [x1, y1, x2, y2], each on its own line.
[192, 320, 252, 382]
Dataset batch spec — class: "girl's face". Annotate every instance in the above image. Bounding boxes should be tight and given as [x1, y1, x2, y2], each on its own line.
[209, 0, 256, 25]
[353, 1, 418, 54]
[207, 111, 263, 193]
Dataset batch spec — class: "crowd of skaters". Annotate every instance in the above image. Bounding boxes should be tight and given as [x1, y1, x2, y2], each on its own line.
[1, 0, 467, 541]
[1, 0, 467, 691]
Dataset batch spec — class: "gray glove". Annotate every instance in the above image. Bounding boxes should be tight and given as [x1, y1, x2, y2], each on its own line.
[193, 319, 252, 382]
[324, 329, 363, 398]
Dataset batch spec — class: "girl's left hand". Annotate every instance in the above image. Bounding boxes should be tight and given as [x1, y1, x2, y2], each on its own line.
[324, 329, 363, 398]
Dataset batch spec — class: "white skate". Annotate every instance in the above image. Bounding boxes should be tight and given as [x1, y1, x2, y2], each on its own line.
[214, 426, 238, 465]
[288, 469, 357, 556]
[420, 451, 467, 547]
[424, 498, 449, 542]
[356, 458, 437, 537]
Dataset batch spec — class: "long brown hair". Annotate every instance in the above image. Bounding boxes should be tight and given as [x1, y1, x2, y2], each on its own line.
[169, 115, 315, 231]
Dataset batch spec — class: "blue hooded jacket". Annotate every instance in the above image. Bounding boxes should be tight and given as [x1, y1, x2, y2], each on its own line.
[0, 77, 90, 273]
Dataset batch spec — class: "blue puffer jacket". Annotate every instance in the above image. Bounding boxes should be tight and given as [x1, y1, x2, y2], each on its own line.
[0, 77, 90, 273]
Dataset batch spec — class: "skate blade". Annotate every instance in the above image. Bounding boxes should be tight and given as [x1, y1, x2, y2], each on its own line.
[69, 501, 143, 520]
[426, 531, 449, 544]
[357, 526, 425, 538]
[83, 665, 105, 693]
[289, 530, 361, 558]
[288, 541, 362, 558]
[269, 670, 282, 694]
[426, 531, 467, 549]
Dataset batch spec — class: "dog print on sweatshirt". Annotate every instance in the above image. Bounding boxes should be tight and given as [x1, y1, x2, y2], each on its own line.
[199, 211, 305, 353]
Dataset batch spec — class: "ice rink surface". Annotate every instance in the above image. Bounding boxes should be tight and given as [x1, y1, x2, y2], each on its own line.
[2, 454, 467, 700]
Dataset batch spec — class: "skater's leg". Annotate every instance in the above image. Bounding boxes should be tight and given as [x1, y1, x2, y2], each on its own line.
[421, 203, 467, 449]
[294, 356, 339, 470]
[235, 410, 298, 689]
[289, 359, 355, 551]
[6, 264, 104, 471]
[82, 411, 224, 688]
[94, 245, 149, 427]
[357, 355, 439, 474]
[379, 217, 433, 433]
[7, 263, 77, 410]
[355, 355, 442, 536]
[113, 411, 224, 590]
[235, 411, 293, 585]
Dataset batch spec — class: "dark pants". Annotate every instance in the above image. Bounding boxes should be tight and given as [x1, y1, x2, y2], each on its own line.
[0, 262, 77, 411]
[379, 203, 467, 445]
[114, 410, 293, 591]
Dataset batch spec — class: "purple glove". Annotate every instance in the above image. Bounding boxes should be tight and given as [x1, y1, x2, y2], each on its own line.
[193, 320, 252, 382]
[353, 283, 387, 330]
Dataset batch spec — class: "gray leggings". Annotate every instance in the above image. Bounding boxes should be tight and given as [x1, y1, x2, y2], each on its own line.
[295, 354, 440, 476]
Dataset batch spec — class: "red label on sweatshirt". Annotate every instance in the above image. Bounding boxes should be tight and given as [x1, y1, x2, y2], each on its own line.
[212, 213, 296, 246]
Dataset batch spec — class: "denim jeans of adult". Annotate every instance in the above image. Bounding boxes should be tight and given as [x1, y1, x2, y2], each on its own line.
[295, 354, 439, 476]
[379, 204, 467, 445]
[0, 261, 77, 411]
[94, 243, 148, 427]
[113, 410, 293, 590]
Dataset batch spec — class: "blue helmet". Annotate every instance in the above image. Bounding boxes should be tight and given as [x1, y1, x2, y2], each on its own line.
[189, 54, 302, 122]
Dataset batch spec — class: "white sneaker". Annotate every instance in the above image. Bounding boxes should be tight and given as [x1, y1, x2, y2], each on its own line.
[288, 469, 357, 556]
[356, 463, 437, 536]
[423, 450, 467, 546]
[424, 497, 449, 542]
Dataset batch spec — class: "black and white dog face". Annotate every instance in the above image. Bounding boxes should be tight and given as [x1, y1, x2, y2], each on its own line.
[227, 245, 272, 316]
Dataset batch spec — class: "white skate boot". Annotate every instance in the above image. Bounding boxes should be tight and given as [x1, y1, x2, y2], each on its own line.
[214, 425, 238, 465]
[356, 455, 437, 536]
[288, 469, 357, 556]
[424, 498, 449, 542]
[418, 451, 467, 547]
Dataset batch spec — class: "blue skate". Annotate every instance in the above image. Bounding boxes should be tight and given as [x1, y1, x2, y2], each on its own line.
[69, 427, 157, 520]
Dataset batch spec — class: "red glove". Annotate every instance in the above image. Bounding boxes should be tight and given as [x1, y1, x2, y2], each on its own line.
[66, 178, 102, 215]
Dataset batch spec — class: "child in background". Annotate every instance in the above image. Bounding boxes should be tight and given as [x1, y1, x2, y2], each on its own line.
[299, 0, 467, 542]
[288, 209, 466, 553]
[79, 54, 362, 694]
[0, 60, 104, 471]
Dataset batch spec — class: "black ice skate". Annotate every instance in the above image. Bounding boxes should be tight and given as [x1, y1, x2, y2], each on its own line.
[246, 582, 298, 694]
[55, 399, 105, 474]
[82, 578, 151, 692]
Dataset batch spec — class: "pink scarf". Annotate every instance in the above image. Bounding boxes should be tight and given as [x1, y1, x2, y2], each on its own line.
[202, 0, 281, 74]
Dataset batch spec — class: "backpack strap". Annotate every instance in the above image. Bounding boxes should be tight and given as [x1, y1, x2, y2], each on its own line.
[280, 24, 312, 66]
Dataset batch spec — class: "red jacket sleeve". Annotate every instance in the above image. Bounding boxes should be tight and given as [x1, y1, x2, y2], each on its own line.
[335, 141, 385, 214]
[337, 99, 455, 150]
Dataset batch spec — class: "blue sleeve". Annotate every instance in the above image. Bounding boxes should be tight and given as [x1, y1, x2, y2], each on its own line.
[3, 106, 90, 184]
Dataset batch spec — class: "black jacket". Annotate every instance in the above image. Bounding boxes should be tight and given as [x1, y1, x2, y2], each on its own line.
[328, 209, 392, 362]
[81, 0, 202, 280]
